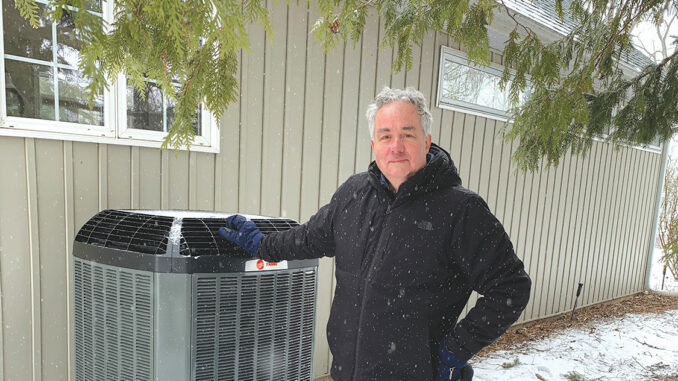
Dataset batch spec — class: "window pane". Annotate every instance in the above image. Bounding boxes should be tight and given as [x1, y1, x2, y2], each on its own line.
[87, 1, 102, 13]
[166, 98, 202, 135]
[2, 0, 52, 62]
[4, 59, 54, 120]
[56, 10, 80, 67]
[126, 80, 203, 136]
[194, 108, 202, 136]
[442, 60, 511, 111]
[127, 82, 164, 131]
[58, 68, 103, 125]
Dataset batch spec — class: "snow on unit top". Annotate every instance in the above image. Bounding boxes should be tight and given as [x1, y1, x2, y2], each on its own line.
[168, 217, 183, 246]
[123, 210, 276, 220]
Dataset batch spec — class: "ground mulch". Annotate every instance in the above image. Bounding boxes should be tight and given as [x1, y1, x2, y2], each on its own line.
[476, 291, 678, 357]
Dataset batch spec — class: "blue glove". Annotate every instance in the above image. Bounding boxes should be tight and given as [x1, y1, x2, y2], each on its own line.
[217, 215, 264, 256]
[437, 344, 473, 381]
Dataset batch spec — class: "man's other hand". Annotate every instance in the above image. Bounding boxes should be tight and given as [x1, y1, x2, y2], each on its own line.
[437, 344, 474, 381]
[217, 215, 264, 256]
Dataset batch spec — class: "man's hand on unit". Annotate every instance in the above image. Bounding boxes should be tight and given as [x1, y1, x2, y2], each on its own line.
[218, 215, 264, 256]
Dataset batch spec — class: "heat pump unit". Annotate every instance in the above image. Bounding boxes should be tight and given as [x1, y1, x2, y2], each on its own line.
[72, 209, 318, 381]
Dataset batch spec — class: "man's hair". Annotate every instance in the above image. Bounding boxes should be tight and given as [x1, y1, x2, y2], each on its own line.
[365, 87, 433, 138]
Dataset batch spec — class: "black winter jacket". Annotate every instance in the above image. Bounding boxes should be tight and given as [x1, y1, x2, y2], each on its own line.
[259, 144, 531, 381]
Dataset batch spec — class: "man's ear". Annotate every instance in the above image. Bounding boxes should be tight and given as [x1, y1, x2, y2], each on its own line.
[371, 139, 375, 151]
[426, 134, 432, 152]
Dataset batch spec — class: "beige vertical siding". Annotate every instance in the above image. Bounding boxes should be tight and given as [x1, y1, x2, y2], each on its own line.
[1, 137, 33, 381]
[0, 6, 664, 380]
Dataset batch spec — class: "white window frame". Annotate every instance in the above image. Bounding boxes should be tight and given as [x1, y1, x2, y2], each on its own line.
[646, 141, 662, 152]
[437, 46, 518, 122]
[0, 0, 219, 153]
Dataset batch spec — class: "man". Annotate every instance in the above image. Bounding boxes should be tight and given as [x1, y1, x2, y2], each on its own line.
[219, 87, 531, 381]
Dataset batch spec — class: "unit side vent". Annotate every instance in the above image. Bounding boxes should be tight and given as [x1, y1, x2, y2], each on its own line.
[192, 269, 317, 380]
[74, 259, 154, 381]
[75, 209, 173, 255]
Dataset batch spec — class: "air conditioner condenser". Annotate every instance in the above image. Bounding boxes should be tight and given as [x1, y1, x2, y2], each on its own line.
[72, 209, 318, 381]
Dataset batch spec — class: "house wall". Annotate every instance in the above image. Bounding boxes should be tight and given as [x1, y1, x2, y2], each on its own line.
[0, 1, 662, 380]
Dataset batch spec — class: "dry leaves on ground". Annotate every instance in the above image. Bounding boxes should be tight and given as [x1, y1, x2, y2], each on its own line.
[477, 291, 678, 357]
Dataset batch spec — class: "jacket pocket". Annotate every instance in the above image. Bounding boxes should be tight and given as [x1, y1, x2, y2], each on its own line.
[327, 267, 361, 380]
[354, 295, 434, 380]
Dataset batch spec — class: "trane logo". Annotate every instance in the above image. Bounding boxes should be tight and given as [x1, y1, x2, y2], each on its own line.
[257, 260, 276, 269]
[245, 259, 289, 272]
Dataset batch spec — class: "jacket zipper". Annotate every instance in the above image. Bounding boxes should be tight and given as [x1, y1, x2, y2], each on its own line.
[350, 200, 393, 380]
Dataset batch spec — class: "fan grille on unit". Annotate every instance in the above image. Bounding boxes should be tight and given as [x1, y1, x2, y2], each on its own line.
[179, 218, 299, 257]
[76, 211, 299, 257]
[75, 210, 173, 255]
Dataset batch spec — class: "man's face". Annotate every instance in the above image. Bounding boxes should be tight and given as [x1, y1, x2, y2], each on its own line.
[371, 101, 431, 191]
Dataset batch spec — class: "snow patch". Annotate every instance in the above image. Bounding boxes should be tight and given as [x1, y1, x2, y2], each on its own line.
[472, 310, 678, 380]
[169, 217, 183, 245]
[124, 209, 277, 220]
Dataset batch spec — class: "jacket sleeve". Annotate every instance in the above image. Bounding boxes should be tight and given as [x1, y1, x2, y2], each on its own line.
[443, 194, 531, 361]
[256, 199, 337, 262]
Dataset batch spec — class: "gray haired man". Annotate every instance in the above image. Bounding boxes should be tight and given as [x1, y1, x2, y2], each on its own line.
[220, 87, 531, 381]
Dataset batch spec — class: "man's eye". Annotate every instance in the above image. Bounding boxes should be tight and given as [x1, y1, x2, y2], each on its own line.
[380, 136, 390, 141]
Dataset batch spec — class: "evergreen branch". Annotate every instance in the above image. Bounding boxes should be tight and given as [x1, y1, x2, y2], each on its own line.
[590, 6, 651, 70]
[639, 50, 677, 81]
[497, 0, 533, 37]
[14, 0, 40, 27]
[354, 0, 376, 12]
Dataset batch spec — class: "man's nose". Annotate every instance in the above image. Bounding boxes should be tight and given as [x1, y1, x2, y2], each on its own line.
[390, 135, 404, 151]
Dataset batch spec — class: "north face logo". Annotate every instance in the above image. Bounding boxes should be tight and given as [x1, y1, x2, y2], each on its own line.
[415, 220, 433, 231]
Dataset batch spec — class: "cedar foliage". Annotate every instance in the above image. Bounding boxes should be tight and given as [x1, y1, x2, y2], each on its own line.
[14, 0, 678, 169]
[502, 0, 678, 170]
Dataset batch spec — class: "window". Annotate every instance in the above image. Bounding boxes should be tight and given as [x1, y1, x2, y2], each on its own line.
[437, 46, 529, 121]
[118, 79, 212, 147]
[647, 137, 662, 151]
[437, 46, 662, 153]
[0, 0, 218, 152]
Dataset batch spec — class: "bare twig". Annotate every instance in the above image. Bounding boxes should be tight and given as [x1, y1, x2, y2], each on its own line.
[632, 337, 665, 351]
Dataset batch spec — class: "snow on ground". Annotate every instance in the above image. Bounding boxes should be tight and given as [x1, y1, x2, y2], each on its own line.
[473, 251, 678, 381]
[473, 309, 678, 380]
[649, 248, 678, 294]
